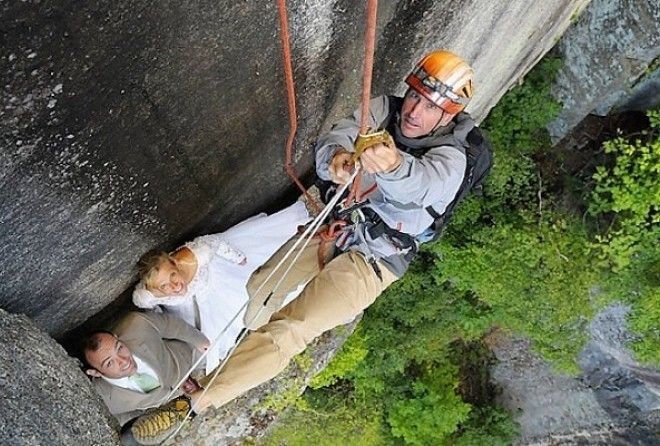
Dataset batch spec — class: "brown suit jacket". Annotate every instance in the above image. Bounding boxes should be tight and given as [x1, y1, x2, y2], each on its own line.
[91, 311, 207, 425]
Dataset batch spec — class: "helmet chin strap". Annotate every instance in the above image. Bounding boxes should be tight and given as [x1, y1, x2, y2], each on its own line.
[431, 109, 453, 134]
[433, 110, 445, 132]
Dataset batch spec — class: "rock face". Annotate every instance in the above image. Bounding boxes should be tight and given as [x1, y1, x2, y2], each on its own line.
[489, 305, 660, 445]
[0, 308, 119, 445]
[1, 0, 586, 336]
[548, 0, 660, 141]
[4, 1, 640, 444]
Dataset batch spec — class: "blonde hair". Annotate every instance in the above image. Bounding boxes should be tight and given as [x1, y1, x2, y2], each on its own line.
[138, 251, 172, 291]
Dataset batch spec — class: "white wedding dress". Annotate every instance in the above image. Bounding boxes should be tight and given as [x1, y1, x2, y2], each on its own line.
[133, 201, 310, 374]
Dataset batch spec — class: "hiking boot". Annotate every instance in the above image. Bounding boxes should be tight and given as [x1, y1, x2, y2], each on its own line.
[130, 397, 192, 445]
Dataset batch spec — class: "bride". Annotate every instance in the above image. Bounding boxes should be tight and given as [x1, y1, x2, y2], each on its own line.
[132, 201, 309, 374]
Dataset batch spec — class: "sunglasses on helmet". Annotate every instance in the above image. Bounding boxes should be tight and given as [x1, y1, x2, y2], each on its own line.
[410, 66, 470, 106]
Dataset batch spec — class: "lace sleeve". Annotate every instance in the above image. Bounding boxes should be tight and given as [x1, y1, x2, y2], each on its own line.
[192, 233, 246, 264]
[215, 240, 246, 264]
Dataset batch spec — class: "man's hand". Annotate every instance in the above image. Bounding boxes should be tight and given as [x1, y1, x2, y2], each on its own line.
[179, 377, 201, 395]
[359, 141, 402, 174]
[328, 149, 354, 184]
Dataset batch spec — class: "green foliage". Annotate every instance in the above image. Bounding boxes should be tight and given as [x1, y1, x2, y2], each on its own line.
[627, 285, 660, 365]
[347, 254, 494, 398]
[309, 329, 369, 389]
[648, 108, 660, 127]
[261, 399, 385, 446]
[479, 57, 563, 214]
[319, 259, 511, 444]
[258, 352, 315, 412]
[588, 112, 660, 271]
[450, 407, 520, 446]
[483, 57, 562, 152]
[387, 360, 471, 445]
[600, 223, 660, 365]
[582, 110, 660, 365]
[638, 58, 660, 84]
[569, 5, 584, 24]
[257, 376, 308, 413]
[293, 350, 314, 372]
[433, 212, 597, 374]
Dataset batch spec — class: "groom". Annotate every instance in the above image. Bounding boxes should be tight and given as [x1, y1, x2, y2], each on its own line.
[82, 311, 209, 426]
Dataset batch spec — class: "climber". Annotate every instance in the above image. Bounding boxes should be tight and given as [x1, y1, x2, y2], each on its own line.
[182, 49, 492, 413]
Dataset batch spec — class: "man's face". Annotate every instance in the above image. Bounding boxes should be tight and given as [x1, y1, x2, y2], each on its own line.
[85, 333, 137, 379]
[400, 89, 448, 138]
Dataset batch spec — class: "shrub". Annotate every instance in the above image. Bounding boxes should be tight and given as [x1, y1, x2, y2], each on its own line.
[388, 372, 471, 445]
[433, 212, 597, 374]
[588, 112, 660, 271]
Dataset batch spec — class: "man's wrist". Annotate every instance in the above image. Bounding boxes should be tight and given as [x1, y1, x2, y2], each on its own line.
[385, 152, 403, 173]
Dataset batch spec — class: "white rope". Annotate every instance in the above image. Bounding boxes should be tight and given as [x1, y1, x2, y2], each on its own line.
[161, 326, 250, 443]
[163, 298, 248, 401]
[157, 169, 361, 444]
[165, 168, 359, 400]
[247, 167, 360, 301]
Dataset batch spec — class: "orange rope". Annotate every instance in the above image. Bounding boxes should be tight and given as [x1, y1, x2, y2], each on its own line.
[276, 0, 321, 213]
[276, 1, 379, 269]
[345, 0, 379, 207]
[359, 0, 378, 134]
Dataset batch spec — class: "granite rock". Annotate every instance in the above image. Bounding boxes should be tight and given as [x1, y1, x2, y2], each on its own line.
[0, 308, 118, 445]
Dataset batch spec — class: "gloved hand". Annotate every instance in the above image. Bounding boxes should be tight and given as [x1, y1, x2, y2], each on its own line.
[328, 148, 354, 184]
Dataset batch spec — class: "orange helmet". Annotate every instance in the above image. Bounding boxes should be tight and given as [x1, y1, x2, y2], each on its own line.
[405, 50, 474, 118]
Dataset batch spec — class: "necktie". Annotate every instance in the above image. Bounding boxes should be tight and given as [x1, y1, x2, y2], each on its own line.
[129, 372, 161, 393]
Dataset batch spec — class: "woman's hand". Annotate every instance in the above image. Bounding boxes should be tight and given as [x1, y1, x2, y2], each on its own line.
[179, 377, 201, 395]
[197, 338, 210, 353]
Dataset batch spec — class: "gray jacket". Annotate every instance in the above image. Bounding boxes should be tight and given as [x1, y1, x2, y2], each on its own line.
[315, 95, 473, 276]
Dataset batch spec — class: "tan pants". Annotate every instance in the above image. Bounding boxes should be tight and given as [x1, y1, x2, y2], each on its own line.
[242, 234, 334, 330]
[199, 235, 398, 409]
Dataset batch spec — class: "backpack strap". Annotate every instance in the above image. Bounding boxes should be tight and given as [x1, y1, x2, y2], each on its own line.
[424, 126, 493, 238]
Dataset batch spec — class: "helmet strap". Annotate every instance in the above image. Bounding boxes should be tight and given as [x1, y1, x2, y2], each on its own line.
[432, 109, 455, 132]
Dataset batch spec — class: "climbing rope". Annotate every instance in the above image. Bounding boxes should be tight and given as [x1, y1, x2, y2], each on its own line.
[277, 0, 321, 214]
[278, 0, 380, 213]
[158, 168, 360, 444]
[155, 1, 381, 442]
[315, 0, 380, 266]
[343, 0, 379, 208]
[359, 0, 378, 134]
